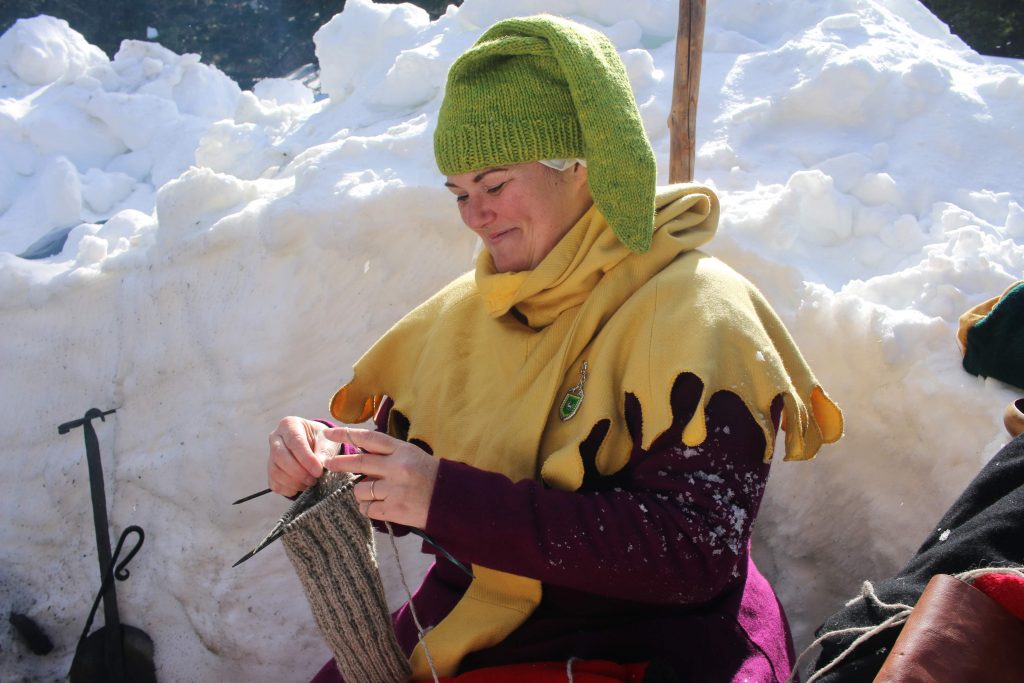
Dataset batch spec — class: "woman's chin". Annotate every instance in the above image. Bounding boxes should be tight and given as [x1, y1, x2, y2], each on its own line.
[489, 250, 529, 274]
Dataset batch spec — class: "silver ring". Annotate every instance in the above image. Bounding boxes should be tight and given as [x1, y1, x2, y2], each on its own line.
[369, 479, 379, 501]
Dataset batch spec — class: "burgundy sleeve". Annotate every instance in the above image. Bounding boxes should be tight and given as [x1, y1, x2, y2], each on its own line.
[423, 373, 780, 605]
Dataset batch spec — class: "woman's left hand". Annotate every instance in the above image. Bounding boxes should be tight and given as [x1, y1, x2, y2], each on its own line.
[321, 427, 439, 529]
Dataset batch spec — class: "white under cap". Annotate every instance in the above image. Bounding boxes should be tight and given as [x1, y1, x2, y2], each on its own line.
[538, 159, 587, 171]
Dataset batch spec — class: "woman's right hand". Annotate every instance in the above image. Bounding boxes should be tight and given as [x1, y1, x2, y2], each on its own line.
[267, 416, 332, 497]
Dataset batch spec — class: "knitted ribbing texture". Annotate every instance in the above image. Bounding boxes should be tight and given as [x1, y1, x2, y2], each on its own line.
[281, 472, 411, 683]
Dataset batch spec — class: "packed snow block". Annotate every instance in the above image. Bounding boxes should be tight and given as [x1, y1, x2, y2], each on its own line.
[962, 282, 1024, 391]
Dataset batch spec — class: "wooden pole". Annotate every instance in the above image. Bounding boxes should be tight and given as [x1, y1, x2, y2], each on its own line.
[668, 0, 707, 183]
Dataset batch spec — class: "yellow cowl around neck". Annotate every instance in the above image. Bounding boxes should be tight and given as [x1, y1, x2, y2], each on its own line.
[330, 184, 843, 679]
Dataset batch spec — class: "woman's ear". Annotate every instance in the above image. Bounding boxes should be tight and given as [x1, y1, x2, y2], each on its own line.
[572, 162, 590, 190]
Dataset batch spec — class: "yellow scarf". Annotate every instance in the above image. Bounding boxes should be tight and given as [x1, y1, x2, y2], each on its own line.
[330, 184, 843, 679]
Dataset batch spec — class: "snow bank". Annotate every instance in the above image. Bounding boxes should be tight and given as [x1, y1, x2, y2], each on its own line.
[1, 0, 1021, 680]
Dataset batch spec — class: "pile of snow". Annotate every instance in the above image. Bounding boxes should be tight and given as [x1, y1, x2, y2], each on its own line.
[1, 0, 1021, 679]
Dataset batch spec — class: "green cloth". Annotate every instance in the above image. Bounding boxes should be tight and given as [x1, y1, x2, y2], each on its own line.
[434, 14, 657, 253]
[963, 282, 1024, 390]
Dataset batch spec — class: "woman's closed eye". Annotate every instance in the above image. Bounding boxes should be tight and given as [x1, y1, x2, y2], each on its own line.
[449, 173, 510, 204]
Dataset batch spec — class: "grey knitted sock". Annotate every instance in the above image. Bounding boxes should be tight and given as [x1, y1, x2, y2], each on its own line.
[281, 472, 411, 683]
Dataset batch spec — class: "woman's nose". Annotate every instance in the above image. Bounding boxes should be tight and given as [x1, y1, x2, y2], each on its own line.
[462, 197, 495, 230]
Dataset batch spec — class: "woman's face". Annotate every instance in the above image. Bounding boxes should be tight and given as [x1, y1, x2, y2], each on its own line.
[445, 162, 592, 273]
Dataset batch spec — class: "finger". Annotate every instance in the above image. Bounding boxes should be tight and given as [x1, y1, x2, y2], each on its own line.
[269, 433, 318, 486]
[323, 450, 390, 478]
[313, 429, 343, 462]
[354, 478, 384, 503]
[278, 450, 318, 488]
[359, 499, 386, 521]
[269, 458, 307, 493]
[323, 427, 401, 456]
[268, 460, 301, 498]
[277, 419, 324, 478]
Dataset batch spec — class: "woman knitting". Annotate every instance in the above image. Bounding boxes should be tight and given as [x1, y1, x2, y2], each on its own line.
[266, 14, 843, 683]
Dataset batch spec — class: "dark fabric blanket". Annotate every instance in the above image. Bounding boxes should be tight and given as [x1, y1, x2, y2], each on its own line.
[808, 433, 1024, 682]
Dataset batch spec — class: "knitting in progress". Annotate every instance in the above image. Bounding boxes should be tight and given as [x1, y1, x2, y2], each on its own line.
[268, 12, 843, 682]
[281, 472, 413, 683]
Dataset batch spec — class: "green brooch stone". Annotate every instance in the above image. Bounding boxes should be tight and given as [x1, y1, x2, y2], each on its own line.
[558, 361, 588, 422]
[559, 392, 583, 421]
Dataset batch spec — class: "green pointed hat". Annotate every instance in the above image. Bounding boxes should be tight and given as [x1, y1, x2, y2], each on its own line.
[434, 15, 657, 253]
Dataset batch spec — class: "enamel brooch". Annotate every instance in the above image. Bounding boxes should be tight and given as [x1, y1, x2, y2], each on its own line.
[559, 361, 588, 421]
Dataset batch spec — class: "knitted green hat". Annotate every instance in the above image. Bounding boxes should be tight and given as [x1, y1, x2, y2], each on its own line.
[434, 15, 657, 253]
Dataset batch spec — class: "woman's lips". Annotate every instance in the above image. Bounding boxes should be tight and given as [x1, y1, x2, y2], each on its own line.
[488, 227, 516, 243]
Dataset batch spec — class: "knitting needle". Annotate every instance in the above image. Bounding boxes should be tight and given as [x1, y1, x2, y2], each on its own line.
[231, 474, 367, 568]
[232, 488, 271, 505]
[233, 518, 472, 577]
[231, 520, 286, 567]
[409, 529, 474, 578]
[231, 474, 473, 577]
[234, 430, 349, 505]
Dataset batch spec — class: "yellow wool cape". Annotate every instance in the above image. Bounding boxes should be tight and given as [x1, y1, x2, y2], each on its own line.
[330, 184, 843, 679]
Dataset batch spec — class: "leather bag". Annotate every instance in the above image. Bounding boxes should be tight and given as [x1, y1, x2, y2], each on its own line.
[875, 574, 1024, 682]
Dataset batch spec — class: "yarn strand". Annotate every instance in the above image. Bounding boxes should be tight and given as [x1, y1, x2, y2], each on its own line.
[386, 521, 440, 683]
[788, 566, 1024, 683]
[786, 580, 912, 683]
[566, 656, 579, 683]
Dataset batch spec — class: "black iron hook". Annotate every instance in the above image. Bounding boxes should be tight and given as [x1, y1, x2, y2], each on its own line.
[58, 408, 116, 435]
[75, 526, 146, 648]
